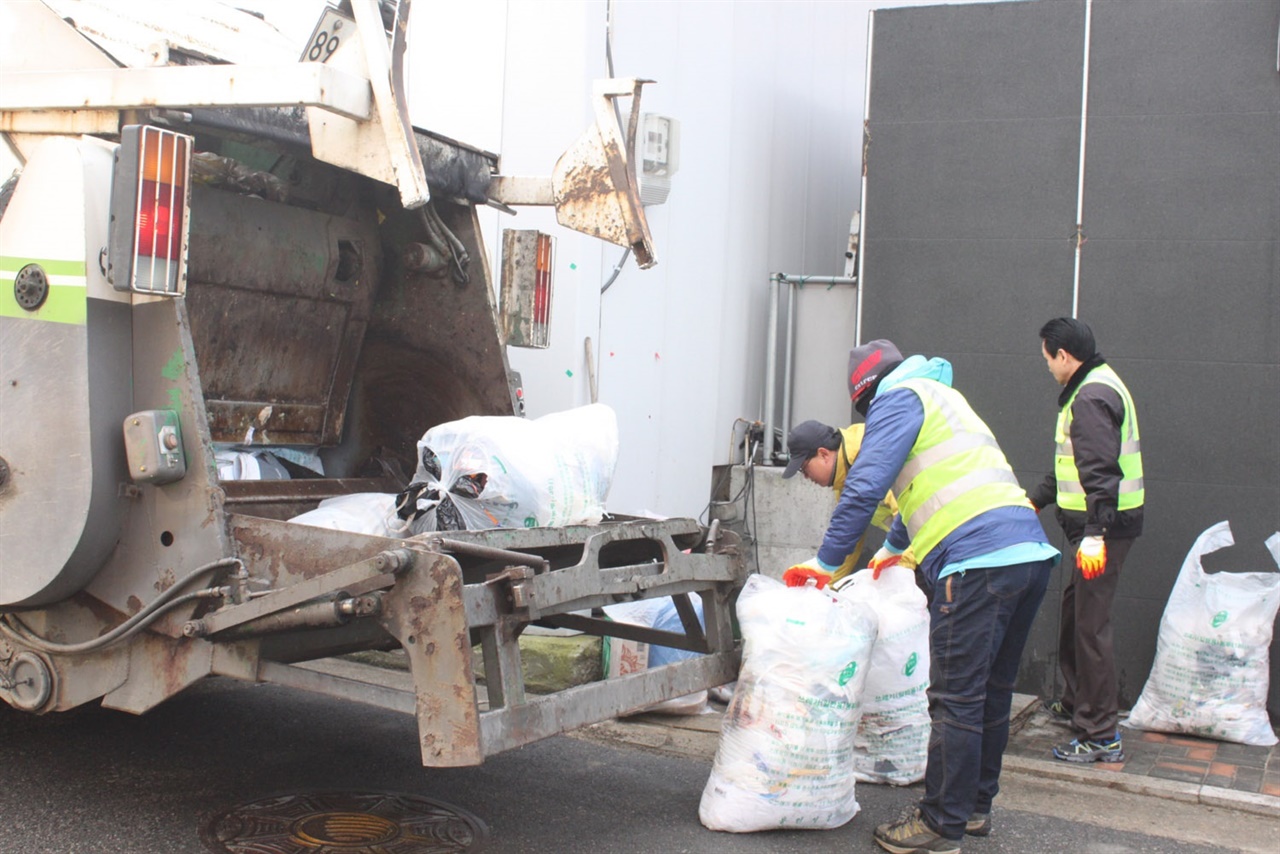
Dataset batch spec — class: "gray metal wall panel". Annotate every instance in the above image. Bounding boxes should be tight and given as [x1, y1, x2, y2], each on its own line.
[861, 242, 1075, 356]
[1126, 361, 1278, 494]
[864, 0, 1280, 722]
[865, 119, 1082, 240]
[1084, 113, 1277, 243]
[1076, 240, 1275, 364]
[869, 0, 1086, 122]
[1088, 0, 1280, 117]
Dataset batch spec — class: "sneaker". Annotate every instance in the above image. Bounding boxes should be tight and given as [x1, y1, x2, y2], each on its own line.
[874, 808, 962, 854]
[1052, 735, 1125, 763]
[1046, 699, 1072, 722]
[965, 812, 990, 836]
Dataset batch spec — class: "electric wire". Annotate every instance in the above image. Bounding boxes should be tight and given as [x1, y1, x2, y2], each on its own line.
[599, 0, 630, 294]
[0, 558, 243, 655]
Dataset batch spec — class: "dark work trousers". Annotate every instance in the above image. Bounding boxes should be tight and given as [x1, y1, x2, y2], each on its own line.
[1058, 536, 1135, 742]
[918, 559, 1052, 840]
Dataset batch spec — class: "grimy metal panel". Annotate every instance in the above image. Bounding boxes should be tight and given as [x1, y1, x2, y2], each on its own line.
[863, 0, 1280, 721]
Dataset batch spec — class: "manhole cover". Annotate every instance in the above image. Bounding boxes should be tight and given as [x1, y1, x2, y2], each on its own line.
[202, 791, 488, 853]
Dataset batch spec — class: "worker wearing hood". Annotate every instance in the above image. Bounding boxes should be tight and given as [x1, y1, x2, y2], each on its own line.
[797, 339, 1058, 854]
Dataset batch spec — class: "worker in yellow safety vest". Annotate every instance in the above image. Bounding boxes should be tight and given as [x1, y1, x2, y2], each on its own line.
[1030, 317, 1144, 767]
[784, 339, 1058, 854]
[779, 419, 916, 587]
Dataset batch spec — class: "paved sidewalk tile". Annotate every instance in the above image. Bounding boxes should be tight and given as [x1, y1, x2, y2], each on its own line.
[1008, 698, 1279, 797]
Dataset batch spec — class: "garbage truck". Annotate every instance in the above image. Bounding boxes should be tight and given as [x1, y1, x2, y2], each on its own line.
[0, 0, 745, 767]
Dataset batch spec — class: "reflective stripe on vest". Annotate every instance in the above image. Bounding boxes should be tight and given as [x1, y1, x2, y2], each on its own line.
[1054, 364, 1144, 511]
[890, 378, 1031, 560]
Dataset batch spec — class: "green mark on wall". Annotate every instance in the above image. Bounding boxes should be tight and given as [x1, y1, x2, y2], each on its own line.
[161, 349, 185, 380]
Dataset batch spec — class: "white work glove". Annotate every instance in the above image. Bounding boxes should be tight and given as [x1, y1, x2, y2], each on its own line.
[1076, 536, 1107, 580]
[782, 557, 835, 589]
[868, 545, 904, 580]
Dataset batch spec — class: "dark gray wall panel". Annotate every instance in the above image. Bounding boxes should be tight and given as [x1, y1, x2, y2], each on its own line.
[1089, 0, 1280, 117]
[1127, 361, 1278, 491]
[1077, 239, 1275, 364]
[1084, 114, 1277, 243]
[863, 0, 1280, 722]
[864, 119, 1082, 240]
[1109, 596, 1169, 710]
[869, 0, 1085, 122]
[861, 240, 1074, 355]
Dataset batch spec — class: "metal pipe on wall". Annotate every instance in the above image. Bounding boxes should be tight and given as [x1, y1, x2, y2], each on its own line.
[781, 277, 796, 450]
[762, 273, 858, 468]
[763, 274, 781, 464]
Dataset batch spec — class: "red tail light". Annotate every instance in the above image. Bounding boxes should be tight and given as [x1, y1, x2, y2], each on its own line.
[499, 229, 555, 349]
[137, 180, 182, 260]
[109, 125, 192, 294]
[533, 232, 553, 347]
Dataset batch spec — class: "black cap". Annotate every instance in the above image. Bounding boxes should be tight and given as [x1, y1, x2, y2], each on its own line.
[782, 420, 838, 479]
[848, 339, 903, 403]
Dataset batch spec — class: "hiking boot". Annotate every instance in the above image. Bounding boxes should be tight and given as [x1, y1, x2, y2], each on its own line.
[1052, 735, 1125, 763]
[965, 812, 990, 836]
[874, 808, 961, 854]
[1045, 699, 1072, 722]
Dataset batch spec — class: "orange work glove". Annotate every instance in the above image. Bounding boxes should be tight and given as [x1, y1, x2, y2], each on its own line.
[868, 546, 904, 580]
[1076, 536, 1107, 580]
[782, 559, 833, 589]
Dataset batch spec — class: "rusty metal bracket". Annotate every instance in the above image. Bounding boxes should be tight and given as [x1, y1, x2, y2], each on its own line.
[550, 78, 656, 268]
[377, 553, 480, 767]
[185, 548, 412, 638]
[483, 566, 539, 620]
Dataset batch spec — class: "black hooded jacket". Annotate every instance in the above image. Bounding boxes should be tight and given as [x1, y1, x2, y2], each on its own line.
[1029, 355, 1144, 541]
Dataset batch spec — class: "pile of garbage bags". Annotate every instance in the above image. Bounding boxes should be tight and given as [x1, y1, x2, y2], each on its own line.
[698, 565, 931, 833]
[283, 405, 618, 537]
[1127, 522, 1280, 747]
[394, 403, 618, 533]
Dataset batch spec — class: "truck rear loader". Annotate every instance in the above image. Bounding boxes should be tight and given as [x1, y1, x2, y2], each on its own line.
[0, 0, 745, 767]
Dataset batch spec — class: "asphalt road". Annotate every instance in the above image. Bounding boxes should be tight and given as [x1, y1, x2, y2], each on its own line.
[0, 679, 1254, 853]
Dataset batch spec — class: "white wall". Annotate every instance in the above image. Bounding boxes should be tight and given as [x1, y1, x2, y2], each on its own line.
[404, 0, 1011, 519]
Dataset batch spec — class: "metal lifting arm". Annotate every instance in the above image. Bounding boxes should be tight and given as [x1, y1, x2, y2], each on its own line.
[489, 78, 658, 268]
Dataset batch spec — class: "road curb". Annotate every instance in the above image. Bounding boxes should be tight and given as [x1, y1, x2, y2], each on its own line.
[582, 709, 1280, 821]
[1002, 754, 1280, 819]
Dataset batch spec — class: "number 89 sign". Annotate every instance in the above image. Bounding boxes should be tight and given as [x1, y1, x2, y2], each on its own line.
[301, 7, 354, 64]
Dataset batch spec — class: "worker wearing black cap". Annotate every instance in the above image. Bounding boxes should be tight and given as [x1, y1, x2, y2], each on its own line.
[780, 419, 912, 588]
[795, 339, 1058, 854]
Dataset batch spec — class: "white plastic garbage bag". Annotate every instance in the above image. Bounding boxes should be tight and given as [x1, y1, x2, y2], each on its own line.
[395, 404, 618, 532]
[834, 565, 931, 785]
[698, 574, 876, 832]
[215, 447, 324, 480]
[289, 493, 403, 539]
[602, 596, 709, 715]
[1127, 521, 1280, 746]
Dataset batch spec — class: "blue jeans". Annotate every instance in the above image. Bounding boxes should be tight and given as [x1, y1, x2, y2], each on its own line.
[918, 560, 1052, 840]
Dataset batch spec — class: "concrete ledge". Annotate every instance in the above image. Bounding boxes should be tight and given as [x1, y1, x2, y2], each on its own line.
[1002, 755, 1280, 818]
[1198, 785, 1280, 820]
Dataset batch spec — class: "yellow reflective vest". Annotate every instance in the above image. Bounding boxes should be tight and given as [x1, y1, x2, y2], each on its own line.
[891, 378, 1032, 561]
[1054, 364, 1144, 512]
